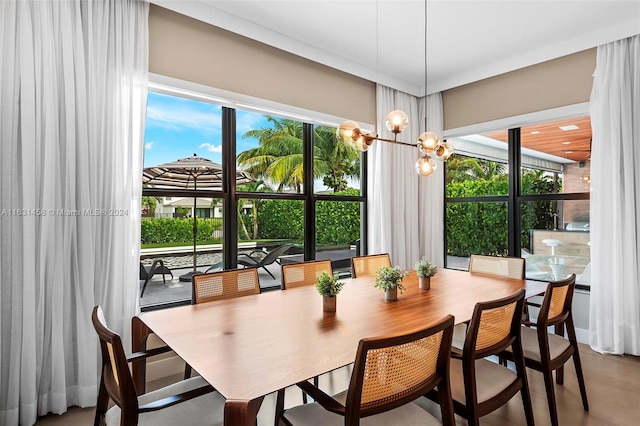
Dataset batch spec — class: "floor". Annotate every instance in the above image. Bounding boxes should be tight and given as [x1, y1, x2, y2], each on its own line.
[35, 343, 640, 425]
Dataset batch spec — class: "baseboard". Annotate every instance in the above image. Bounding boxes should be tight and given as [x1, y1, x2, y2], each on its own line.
[575, 327, 589, 345]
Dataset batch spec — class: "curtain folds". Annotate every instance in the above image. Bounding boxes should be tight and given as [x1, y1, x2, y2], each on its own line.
[368, 86, 445, 269]
[0, 1, 148, 424]
[589, 34, 640, 355]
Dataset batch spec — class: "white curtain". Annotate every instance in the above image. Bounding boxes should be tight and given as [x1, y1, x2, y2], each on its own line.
[0, 1, 148, 424]
[589, 34, 640, 355]
[368, 86, 444, 269]
[418, 93, 445, 267]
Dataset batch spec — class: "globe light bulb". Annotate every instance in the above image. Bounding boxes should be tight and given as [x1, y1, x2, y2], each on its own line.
[433, 140, 454, 161]
[415, 154, 437, 176]
[337, 120, 360, 148]
[385, 110, 409, 134]
[418, 131, 439, 153]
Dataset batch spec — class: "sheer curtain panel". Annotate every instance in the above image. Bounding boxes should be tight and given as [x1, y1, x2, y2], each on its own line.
[368, 85, 443, 269]
[418, 93, 445, 267]
[589, 34, 640, 355]
[0, 1, 148, 424]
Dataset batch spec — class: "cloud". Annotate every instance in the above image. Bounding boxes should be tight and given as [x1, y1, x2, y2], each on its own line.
[146, 98, 222, 134]
[199, 142, 222, 153]
[144, 141, 154, 150]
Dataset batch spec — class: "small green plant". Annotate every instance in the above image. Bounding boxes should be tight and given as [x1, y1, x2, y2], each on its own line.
[415, 257, 437, 278]
[315, 272, 345, 297]
[374, 266, 409, 293]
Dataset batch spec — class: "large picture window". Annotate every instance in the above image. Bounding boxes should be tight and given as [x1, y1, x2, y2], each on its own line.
[140, 87, 366, 307]
[445, 116, 591, 289]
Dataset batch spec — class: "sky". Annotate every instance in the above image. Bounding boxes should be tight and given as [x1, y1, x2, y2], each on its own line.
[143, 91, 360, 192]
[143, 91, 267, 168]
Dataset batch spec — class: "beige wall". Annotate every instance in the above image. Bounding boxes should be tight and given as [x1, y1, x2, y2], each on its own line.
[149, 5, 376, 124]
[442, 49, 596, 130]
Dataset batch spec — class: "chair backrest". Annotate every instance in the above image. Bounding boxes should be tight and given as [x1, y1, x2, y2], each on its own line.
[345, 315, 455, 424]
[469, 254, 525, 279]
[281, 260, 332, 290]
[463, 289, 526, 359]
[262, 244, 294, 265]
[92, 306, 139, 424]
[192, 268, 261, 304]
[351, 253, 391, 278]
[536, 274, 576, 328]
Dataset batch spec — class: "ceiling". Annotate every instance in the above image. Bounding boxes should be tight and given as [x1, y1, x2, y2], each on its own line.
[482, 116, 592, 162]
[151, 0, 640, 97]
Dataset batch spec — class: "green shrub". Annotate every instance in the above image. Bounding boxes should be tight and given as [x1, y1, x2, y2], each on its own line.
[141, 217, 222, 244]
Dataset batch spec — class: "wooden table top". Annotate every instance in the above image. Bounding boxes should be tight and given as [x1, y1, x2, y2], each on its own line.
[136, 268, 547, 404]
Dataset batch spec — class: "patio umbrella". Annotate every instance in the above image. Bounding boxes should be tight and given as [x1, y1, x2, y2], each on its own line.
[143, 154, 254, 280]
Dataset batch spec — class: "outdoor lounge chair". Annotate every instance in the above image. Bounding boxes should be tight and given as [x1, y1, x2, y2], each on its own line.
[237, 244, 293, 279]
[139, 260, 173, 297]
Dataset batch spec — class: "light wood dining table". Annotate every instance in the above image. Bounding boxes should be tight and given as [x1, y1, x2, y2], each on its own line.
[131, 268, 547, 425]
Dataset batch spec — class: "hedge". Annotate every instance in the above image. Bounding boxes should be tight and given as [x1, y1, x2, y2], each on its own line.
[446, 175, 556, 256]
[253, 189, 361, 246]
[141, 217, 222, 244]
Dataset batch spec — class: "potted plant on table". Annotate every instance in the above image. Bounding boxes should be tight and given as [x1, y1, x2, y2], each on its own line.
[375, 266, 409, 301]
[315, 272, 345, 312]
[415, 257, 437, 290]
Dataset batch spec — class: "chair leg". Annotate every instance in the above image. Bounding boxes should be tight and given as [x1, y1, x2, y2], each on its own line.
[542, 367, 560, 426]
[572, 351, 589, 411]
[140, 278, 151, 297]
[275, 389, 286, 426]
[263, 266, 276, 279]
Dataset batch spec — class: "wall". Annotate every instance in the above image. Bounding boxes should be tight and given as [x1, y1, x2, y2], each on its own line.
[148, 5, 376, 125]
[442, 49, 596, 130]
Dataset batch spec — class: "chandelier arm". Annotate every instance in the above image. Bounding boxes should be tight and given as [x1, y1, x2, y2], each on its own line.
[366, 135, 419, 147]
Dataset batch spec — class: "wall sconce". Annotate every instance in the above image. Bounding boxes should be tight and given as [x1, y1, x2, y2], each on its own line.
[337, 114, 454, 177]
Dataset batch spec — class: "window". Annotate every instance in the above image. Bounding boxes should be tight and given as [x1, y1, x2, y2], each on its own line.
[445, 116, 591, 288]
[140, 86, 366, 307]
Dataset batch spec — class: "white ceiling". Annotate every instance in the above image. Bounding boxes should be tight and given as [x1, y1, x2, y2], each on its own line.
[152, 0, 640, 97]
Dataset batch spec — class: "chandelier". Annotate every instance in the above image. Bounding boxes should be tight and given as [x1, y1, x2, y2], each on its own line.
[335, 1, 453, 177]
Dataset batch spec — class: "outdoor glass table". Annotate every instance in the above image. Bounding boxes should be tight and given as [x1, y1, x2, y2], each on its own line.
[526, 254, 590, 280]
[131, 268, 547, 425]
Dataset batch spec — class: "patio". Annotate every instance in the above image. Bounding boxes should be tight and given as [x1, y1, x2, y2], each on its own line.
[139, 247, 357, 310]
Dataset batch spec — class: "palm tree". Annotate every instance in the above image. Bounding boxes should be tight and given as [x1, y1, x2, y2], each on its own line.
[237, 117, 359, 193]
[236, 181, 271, 240]
[446, 155, 507, 182]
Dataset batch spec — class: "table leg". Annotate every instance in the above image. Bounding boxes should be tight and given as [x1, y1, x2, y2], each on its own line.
[224, 397, 264, 426]
[131, 316, 152, 395]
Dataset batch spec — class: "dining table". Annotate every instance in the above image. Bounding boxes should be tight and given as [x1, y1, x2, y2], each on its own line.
[131, 268, 548, 425]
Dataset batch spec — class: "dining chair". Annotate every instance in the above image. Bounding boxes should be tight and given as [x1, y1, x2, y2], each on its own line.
[281, 259, 333, 289]
[452, 255, 527, 349]
[427, 289, 534, 426]
[275, 315, 456, 426]
[468, 254, 525, 278]
[191, 267, 261, 304]
[351, 253, 391, 278]
[92, 306, 225, 426]
[502, 274, 588, 426]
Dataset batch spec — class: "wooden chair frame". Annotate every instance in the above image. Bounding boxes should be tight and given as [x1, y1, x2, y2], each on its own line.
[281, 259, 332, 290]
[276, 315, 456, 426]
[504, 274, 588, 426]
[92, 306, 213, 426]
[350, 253, 391, 278]
[431, 289, 534, 426]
